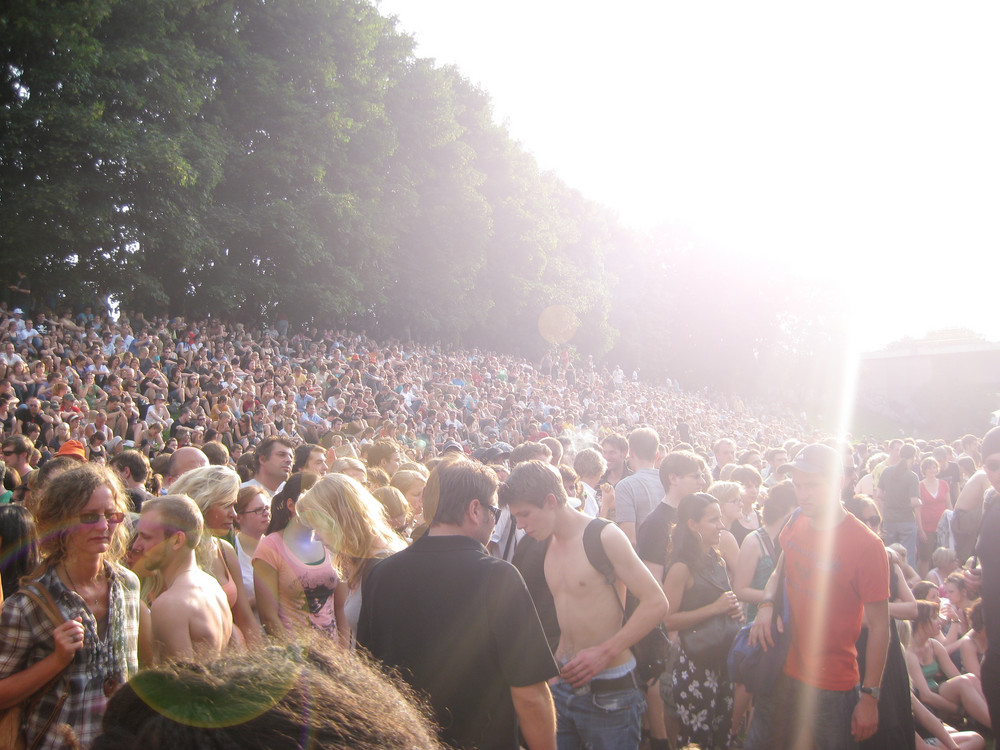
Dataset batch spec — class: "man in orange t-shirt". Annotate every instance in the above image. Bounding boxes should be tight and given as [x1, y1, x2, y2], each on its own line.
[750, 443, 890, 750]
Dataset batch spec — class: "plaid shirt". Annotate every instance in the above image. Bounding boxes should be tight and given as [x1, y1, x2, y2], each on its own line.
[0, 563, 140, 750]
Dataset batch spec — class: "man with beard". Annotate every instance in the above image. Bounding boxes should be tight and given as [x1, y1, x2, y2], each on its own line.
[131, 495, 233, 662]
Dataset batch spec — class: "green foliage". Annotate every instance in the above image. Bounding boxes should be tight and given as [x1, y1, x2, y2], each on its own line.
[0, 0, 848, 410]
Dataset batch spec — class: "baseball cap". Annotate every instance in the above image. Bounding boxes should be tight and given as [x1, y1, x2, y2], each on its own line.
[777, 443, 843, 476]
[442, 440, 464, 454]
[56, 439, 87, 462]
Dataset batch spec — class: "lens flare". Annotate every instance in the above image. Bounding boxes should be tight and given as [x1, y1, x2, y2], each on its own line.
[537, 305, 579, 345]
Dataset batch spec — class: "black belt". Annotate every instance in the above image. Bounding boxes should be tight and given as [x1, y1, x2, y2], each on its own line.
[589, 670, 638, 694]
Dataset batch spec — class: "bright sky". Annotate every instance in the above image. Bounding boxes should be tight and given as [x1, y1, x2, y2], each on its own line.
[377, 1, 999, 352]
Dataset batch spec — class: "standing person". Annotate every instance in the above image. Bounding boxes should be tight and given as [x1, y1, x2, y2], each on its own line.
[572, 448, 607, 519]
[294, 473, 405, 645]
[662, 493, 742, 749]
[241, 436, 294, 498]
[917, 456, 951, 576]
[878, 443, 921, 569]
[170, 466, 262, 648]
[600, 434, 631, 487]
[358, 457, 558, 750]
[233, 486, 271, 611]
[130, 495, 233, 662]
[973, 425, 1000, 726]
[749, 443, 891, 750]
[711, 439, 737, 481]
[635, 450, 708, 750]
[614, 427, 664, 545]
[733, 480, 797, 623]
[0, 464, 143, 750]
[253, 479, 348, 644]
[500, 460, 668, 750]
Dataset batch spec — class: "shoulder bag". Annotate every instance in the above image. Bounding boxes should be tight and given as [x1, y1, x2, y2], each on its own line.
[0, 581, 73, 750]
[677, 562, 740, 669]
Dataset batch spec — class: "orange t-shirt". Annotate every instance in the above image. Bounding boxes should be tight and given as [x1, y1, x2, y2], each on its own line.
[780, 511, 889, 690]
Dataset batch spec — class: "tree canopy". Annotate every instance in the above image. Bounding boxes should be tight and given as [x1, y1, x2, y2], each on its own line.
[1, 0, 849, 412]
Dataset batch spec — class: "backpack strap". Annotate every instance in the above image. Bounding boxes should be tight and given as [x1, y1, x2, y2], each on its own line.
[581, 518, 631, 629]
[582, 518, 616, 586]
[756, 527, 777, 562]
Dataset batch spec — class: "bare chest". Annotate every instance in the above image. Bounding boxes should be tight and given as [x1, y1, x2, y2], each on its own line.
[544, 540, 611, 602]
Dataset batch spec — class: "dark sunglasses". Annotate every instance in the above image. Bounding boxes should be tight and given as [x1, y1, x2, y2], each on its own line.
[483, 503, 502, 523]
[1, 450, 16, 457]
[79, 511, 126, 525]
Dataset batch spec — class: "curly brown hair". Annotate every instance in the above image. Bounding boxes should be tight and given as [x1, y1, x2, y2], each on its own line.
[33, 463, 131, 569]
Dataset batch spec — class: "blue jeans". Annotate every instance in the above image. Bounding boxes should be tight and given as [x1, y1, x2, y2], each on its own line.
[749, 675, 860, 750]
[882, 520, 918, 569]
[552, 679, 646, 750]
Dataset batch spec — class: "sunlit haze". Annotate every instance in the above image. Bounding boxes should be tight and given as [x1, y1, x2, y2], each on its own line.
[378, 1, 999, 352]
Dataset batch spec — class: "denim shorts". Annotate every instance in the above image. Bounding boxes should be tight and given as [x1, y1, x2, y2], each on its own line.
[551, 678, 646, 750]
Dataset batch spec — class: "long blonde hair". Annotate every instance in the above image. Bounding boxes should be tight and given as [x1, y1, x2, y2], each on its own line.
[296, 474, 404, 589]
[170, 465, 240, 570]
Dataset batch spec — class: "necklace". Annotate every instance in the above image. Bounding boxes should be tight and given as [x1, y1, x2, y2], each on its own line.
[64, 564, 106, 610]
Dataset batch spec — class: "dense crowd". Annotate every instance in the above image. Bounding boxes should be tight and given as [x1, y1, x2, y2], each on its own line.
[0, 299, 996, 750]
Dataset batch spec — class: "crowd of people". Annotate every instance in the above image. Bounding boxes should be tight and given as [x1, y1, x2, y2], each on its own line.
[0, 300, 996, 750]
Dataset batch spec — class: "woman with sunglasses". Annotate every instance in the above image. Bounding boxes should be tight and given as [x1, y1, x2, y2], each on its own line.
[0, 464, 145, 749]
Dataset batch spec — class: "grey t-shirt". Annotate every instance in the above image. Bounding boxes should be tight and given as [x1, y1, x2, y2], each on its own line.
[614, 467, 664, 528]
[878, 463, 920, 524]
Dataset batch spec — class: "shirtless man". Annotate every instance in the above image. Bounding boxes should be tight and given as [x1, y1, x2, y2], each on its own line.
[501, 460, 669, 750]
[953, 468, 992, 564]
[131, 495, 233, 661]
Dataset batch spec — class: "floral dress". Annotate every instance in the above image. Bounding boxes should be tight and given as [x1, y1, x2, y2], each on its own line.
[670, 554, 735, 750]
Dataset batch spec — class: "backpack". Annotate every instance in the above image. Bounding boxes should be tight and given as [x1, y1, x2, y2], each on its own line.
[582, 518, 671, 685]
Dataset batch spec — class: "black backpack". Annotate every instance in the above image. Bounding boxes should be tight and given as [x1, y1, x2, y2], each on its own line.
[582, 518, 671, 686]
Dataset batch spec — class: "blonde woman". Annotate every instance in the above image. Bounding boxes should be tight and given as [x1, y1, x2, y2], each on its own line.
[253, 480, 348, 645]
[391, 469, 427, 531]
[0, 464, 145, 749]
[170, 466, 262, 648]
[296, 474, 406, 645]
[706, 480, 742, 578]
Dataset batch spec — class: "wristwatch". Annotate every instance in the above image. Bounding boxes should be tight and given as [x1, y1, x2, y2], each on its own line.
[859, 686, 880, 700]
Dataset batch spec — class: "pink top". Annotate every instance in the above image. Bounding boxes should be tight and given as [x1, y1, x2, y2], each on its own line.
[253, 532, 339, 637]
[920, 479, 950, 533]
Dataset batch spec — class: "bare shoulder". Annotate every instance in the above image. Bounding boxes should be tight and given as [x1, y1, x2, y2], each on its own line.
[597, 520, 633, 554]
[663, 560, 691, 584]
[217, 538, 237, 556]
[150, 588, 189, 618]
[218, 538, 240, 564]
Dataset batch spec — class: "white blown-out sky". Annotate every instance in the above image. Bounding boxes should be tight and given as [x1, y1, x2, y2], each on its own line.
[378, 1, 999, 352]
